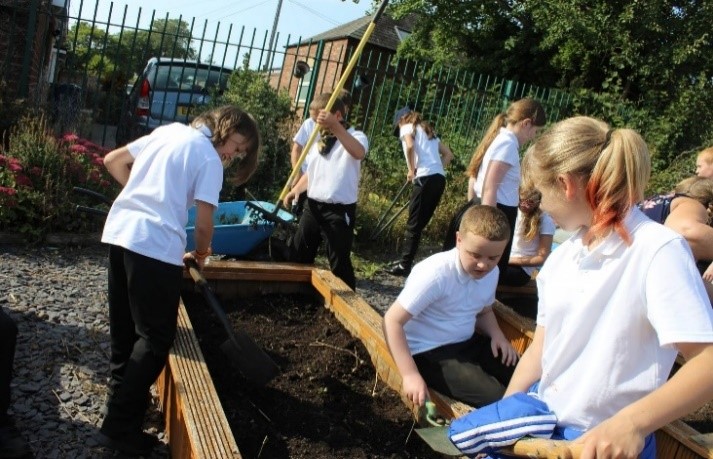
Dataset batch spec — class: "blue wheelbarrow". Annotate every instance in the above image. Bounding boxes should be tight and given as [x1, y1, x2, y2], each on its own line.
[185, 200, 295, 256]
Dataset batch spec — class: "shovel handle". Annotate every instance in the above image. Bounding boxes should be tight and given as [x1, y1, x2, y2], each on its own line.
[503, 438, 584, 458]
[184, 258, 234, 336]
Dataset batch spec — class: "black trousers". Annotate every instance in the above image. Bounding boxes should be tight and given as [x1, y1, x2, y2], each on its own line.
[499, 266, 532, 287]
[0, 307, 18, 425]
[413, 333, 515, 408]
[291, 198, 357, 290]
[101, 245, 182, 438]
[398, 174, 446, 267]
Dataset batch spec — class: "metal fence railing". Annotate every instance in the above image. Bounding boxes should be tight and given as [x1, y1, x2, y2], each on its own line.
[3, 0, 574, 155]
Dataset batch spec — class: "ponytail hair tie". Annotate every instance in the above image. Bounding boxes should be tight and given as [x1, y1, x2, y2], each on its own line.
[600, 128, 614, 153]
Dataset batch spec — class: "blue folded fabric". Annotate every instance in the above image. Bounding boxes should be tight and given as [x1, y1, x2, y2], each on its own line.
[448, 392, 557, 457]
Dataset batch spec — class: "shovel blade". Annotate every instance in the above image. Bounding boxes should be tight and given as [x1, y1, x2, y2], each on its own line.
[220, 332, 280, 386]
[414, 426, 462, 457]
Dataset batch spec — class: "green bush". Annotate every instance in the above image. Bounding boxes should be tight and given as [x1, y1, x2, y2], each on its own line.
[0, 115, 120, 239]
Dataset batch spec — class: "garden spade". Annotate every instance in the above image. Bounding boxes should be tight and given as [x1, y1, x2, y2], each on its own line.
[185, 258, 280, 386]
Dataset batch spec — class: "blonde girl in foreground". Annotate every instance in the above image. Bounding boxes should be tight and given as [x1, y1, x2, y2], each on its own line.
[505, 116, 713, 458]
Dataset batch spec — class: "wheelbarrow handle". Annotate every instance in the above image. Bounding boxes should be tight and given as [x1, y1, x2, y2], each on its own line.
[73, 186, 114, 205]
[75, 205, 109, 218]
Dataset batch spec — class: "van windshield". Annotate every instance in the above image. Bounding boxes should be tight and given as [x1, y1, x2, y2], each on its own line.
[152, 64, 231, 91]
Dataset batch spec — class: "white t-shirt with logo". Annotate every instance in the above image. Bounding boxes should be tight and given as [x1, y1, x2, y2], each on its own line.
[474, 128, 520, 206]
[399, 123, 445, 178]
[535, 207, 713, 431]
[510, 210, 556, 276]
[101, 123, 223, 266]
[305, 127, 368, 205]
[397, 248, 498, 355]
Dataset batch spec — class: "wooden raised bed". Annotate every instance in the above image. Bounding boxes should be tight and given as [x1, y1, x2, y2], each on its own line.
[153, 260, 713, 459]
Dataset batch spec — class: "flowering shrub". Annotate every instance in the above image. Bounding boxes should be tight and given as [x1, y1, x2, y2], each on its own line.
[0, 115, 119, 239]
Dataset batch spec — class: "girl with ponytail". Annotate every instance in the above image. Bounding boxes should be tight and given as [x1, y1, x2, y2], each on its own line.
[444, 98, 545, 283]
[503, 116, 713, 458]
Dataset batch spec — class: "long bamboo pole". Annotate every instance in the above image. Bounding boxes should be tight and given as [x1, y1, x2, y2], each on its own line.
[274, 0, 390, 209]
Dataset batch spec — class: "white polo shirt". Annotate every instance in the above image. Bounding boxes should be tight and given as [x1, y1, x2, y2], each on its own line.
[399, 123, 445, 178]
[101, 123, 223, 266]
[510, 211, 556, 276]
[305, 127, 368, 205]
[293, 118, 317, 173]
[535, 207, 713, 431]
[474, 128, 520, 206]
[397, 248, 499, 355]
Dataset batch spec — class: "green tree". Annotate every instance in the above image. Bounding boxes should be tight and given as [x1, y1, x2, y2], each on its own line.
[388, 0, 713, 167]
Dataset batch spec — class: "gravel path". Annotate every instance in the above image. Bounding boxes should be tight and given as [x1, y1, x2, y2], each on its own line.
[0, 242, 408, 458]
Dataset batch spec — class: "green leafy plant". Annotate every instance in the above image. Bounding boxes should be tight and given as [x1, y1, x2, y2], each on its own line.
[0, 115, 120, 239]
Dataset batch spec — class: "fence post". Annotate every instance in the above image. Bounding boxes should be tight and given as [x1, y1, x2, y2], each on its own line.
[501, 79, 515, 111]
[19, 0, 41, 98]
[302, 40, 324, 118]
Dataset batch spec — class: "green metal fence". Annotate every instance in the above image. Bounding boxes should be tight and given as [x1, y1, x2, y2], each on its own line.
[3, 0, 574, 155]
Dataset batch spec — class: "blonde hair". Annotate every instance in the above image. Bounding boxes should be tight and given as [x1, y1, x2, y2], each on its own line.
[518, 152, 543, 241]
[675, 176, 713, 218]
[698, 147, 713, 165]
[191, 105, 261, 186]
[401, 110, 435, 139]
[524, 116, 651, 245]
[459, 205, 510, 242]
[309, 92, 346, 116]
[465, 98, 546, 178]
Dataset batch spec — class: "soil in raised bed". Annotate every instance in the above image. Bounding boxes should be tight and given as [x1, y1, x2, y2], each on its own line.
[181, 290, 441, 459]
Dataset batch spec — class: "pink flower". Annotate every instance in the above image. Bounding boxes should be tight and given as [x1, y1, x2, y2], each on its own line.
[92, 157, 104, 166]
[62, 133, 79, 142]
[70, 144, 88, 154]
[7, 162, 22, 172]
[14, 174, 32, 187]
[0, 186, 16, 196]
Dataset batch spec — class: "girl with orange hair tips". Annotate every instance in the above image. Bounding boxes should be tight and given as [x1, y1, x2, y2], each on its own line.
[504, 117, 713, 458]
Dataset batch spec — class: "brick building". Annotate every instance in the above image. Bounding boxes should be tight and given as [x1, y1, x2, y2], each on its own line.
[0, 0, 69, 99]
[273, 12, 417, 115]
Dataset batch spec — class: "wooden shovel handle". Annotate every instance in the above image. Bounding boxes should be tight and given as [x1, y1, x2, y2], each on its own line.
[503, 437, 584, 459]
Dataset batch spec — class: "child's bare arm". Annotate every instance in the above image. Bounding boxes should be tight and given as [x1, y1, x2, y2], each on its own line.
[318, 110, 366, 160]
[577, 342, 713, 457]
[504, 325, 544, 396]
[383, 301, 429, 406]
[476, 306, 518, 365]
[103, 147, 133, 186]
[439, 142, 454, 168]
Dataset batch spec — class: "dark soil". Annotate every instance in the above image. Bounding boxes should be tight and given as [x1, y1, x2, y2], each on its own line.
[181, 290, 441, 459]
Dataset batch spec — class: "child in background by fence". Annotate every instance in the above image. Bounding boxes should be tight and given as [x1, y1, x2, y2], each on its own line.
[289, 90, 353, 216]
[97, 106, 260, 456]
[696, 146, 713, 179]
[503, 117, 713, 458]
[383, 205, 518, 408]
[442, 99, 545, 282]
[283, 94, 367, 290]
[385, 106, 454, 277]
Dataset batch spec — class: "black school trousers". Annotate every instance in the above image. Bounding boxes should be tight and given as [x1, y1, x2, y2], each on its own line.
[398, 174, 446, 267]
[413, 333, 515, 408]
[291, 198, 357, 290]
[101, 245, 182, 438]
[0, 307, 18, 425]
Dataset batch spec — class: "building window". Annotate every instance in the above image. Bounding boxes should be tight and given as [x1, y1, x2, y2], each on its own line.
[394, 27, 411, 42]
[296, 69, 313, 105]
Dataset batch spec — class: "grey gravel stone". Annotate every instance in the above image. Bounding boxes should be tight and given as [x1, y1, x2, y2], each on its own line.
[1, 242, 414, 458]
